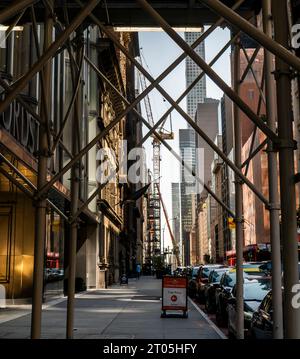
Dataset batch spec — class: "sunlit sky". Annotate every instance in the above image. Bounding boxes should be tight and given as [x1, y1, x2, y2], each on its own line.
[138, 27, 231, 248]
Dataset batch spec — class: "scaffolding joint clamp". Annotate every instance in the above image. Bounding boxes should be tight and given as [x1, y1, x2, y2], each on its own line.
[32, 193, 48, 205]
[266, 141, 278, 153]
[34, 149, 52, 158]
[69, 216, 80, 226]
[234, 178, 244, 185]
[273, 139, 297, 151]
[265, 202, 280, 211]
[234, 216, 244, 224]
[272, 69, 295, 80]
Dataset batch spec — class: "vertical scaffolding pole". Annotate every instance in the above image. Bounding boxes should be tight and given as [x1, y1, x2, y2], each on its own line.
[30, 2, 53, 339]
[233, 38, 244, 340]
[66, 40, 82, 339]
[262, 0, 283, 339]
[272, 0, 300, 339]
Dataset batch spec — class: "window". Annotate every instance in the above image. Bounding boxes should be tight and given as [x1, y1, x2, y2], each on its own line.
[248, 89, 255, 101]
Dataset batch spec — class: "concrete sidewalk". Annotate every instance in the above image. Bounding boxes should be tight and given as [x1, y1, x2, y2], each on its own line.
[0, 276, 225, 339]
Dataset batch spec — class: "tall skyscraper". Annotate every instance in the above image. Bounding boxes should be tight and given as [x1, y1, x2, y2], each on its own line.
[184, 31, 207, 120]
[179, 32, 206, 265]
[195, 98, 220, 193]
[179, 129, 196, 265]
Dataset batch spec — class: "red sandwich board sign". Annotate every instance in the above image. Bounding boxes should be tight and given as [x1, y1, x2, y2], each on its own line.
[161, 276, 188, 318]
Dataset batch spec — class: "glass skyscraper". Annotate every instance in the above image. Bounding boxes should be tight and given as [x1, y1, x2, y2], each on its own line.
[184, 31, 207, 120]
[179, 129, 196, 265]
[178, 32, 206, 264]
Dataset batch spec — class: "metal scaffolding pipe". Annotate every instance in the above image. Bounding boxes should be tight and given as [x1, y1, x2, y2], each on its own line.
[39, 3, 269, 209]
[239, 46, 261, 84]
[240, 44, 266, 105]
[66, 38, 83, 339]
[0, 9, 25, 47]
[40, 1, 268, 206]
[241, 138, 267, 169]
[0, 78, 41, 124]
[0, 0, 37, 24]
[262, 0, 283, 339]
[0, 153, 68, 220]
[51, 52, 83, 154]
[199, 0, 300, 73]
[0, 0, 100, 115]
[233, 39, 244, 340]
[272, 0, 300, 339]
[0, 167, 34, 199]
[30, 5, 52, 150]
[136, 32, 239, 146]
[30, 1, 53, 339]
[244, 67, 265, 177]
[136, 0, 278, 144]
[82, 57, 235, 220]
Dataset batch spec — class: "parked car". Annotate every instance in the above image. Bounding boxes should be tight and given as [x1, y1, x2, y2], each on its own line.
[173, 266, 186, 277]
[196, 264, 228, 303]
[215, 267, 264, 326]
[240, 262, 268, 276]
[250, 289, 274, 339]
[47, 268, 64, 281]
[204, 268, 229, 313]
[227, 276, 272, 338]
[188, 266, 200, 298]
[259, 261, 300, 279]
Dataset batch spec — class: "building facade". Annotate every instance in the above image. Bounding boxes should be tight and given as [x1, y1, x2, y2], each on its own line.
[192, 99, 219, 264]
[171, 182, 181, 251]
[179, 128, 196, 265]
[0, 24, 144, 301]
[184, 31, 207, 119]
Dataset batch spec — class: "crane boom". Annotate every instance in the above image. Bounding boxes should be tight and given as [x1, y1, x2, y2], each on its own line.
[155, 183, 181, 267]
[138, 55, 161, 255]
[137, 52, 175, 264]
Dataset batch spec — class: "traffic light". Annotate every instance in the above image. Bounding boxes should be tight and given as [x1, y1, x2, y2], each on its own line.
[228, 216, 236, 229]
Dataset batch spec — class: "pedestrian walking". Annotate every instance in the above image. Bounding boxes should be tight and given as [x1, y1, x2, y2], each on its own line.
[136, 263, 141, 279]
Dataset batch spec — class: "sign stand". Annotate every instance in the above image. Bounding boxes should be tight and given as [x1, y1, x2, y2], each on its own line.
[120, 274, 128, 285]
[161, 276, 188, 318]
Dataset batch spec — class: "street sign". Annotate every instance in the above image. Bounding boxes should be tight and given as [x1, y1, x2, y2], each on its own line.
[161, 276, 188, 318]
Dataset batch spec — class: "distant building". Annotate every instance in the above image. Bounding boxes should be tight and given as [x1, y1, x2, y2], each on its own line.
[209, 135, 225, 262]
[195, 98, 219, 193]
[179, 129, 196, 265]
[221, 95, 234, 254]
[182, 31, 206, 265]
[221, 45, 269, 259]
[171, 183, 181, 259]
[196, 195, 211, 264]
[184, 31, 207, 119]
[189, 99, 219, 265]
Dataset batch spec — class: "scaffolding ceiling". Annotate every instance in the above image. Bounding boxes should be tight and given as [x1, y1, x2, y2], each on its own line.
[0, 0, 261, 27]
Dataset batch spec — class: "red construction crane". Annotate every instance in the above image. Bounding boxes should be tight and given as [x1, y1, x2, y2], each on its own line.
[155, 183, 181, 267]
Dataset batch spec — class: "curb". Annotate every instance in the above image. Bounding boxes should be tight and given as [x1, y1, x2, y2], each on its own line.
[188, 298, 227, 339]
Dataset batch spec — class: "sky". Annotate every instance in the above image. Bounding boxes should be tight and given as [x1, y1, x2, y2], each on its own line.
[138, 27, 231, 249]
